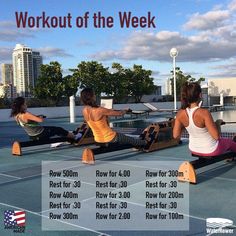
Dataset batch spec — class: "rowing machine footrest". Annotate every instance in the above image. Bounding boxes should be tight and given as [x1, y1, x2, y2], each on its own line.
[82, 148, 95, 164]
[12, 141, 22, 156]
[178, 161, 196, 184]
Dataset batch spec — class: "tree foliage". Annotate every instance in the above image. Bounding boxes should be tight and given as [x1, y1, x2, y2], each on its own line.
[62, 75, 79, 98]
[34, 60, 156, 104]
[70, 61, 109, 96]
[103, 63, 129, 103]
[33, 61, 79, 104]
[71, 61, 155, 103]
[170, 67, 205, 100]
[126, 65, 155, 103]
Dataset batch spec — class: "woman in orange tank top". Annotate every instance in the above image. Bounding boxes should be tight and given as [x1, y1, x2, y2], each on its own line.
[80, 88, 148, 147]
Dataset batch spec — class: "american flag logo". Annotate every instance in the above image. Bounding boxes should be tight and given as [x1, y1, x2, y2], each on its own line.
[4, 210, 26, 227]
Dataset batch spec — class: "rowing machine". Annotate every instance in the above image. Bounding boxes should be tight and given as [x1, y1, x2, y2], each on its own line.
[12, 122, 94, 156]
[82, 120, 181, 164]
[178, 152, 235, 184]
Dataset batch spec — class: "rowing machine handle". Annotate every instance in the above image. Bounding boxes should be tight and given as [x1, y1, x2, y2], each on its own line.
[215, 119, 225, 125]
[38, 115, 47, 118]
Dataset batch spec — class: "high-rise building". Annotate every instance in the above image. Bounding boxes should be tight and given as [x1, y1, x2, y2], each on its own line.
[32, 51, 43, 86]
[12, 44, 42, 97]
[1, 64, 13, 85]
[165, 78, 172, 95]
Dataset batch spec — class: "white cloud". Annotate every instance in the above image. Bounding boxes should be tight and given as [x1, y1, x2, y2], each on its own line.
[91, 0, 236, 64]
[36, 47, 73, 58]
[91, 28, 236, 62]
[0, 30, 34, 42]
[184, 0, 236, 31]
[183, 10, 229, 31]
[228, 0, 236, 11]
[91, 31, 188, 61]
[209, 60, 236, 77]
[151, 70, 160, 77]
[77, 40, 94, 47]
[0, 21, 16, 27]
[0, 20, 47, 42]
[0, 45, 73, 65]
[0, 47, 12, 61]
[0, 20, 34, 42]
[212, 4, 224, 11]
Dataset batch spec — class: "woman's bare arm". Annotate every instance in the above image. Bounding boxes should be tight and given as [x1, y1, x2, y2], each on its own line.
[22, 112, 44, 123]
[99, 107, 126, 117]
[173, 116, 184, 139]
[203, 110, 219, 140]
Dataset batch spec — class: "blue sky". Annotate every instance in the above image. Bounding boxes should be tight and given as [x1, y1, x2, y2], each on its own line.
[1, 0, 236, 92]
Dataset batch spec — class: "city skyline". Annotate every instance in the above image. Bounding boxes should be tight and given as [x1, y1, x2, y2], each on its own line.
[12, 44, 42, 97]
[0, 0, 236, 90]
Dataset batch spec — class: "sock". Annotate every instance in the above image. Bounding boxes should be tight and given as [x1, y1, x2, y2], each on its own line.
[75, 132, 82, 140]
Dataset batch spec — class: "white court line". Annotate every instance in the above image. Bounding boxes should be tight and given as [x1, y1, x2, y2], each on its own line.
[40, 180, 207, 225]
[1, 160, 234, 196]
[42, 153, 236, 185]
[2, 156, 236, 232]
[0, 158, 89, 186]
[1, 151, 234, 186]
[40, 173, 171, 214]
[42, 172, 189, 221]
[43, 162, 236, 196]
[48, 193, 236, 229]
[40, 195, 98, 214]
[39, 161, 236, 226]
[47, 151, 188, 164]
[2, 193, 236, 232]
[47, 150, 143, 159]
[46, 147, 189, 161]
[3, 152, 236, 225]
[0, 202, 111, 236]
[0, 162, 85, 186]
[0, 173, 22, 179]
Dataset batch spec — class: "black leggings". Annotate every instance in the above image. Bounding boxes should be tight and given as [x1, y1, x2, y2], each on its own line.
[30, 126, 69, 140]
[111, 132, 146, 147]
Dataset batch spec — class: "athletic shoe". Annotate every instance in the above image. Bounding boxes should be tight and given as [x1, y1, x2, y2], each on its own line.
[75, 132, 82, 141]
[144, 133, 156, 150]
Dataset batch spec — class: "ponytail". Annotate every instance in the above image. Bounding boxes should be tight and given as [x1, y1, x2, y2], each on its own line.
[10, 97, 26, 117]
[181, 82, 201, 109]
[80, 88, 98, 107]
[181, 82, 189, 109]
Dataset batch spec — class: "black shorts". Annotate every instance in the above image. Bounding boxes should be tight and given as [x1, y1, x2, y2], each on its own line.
[30, 126, 69, 140]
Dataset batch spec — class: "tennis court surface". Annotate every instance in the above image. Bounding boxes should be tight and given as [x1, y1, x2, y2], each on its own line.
[0, 117, 235, 236]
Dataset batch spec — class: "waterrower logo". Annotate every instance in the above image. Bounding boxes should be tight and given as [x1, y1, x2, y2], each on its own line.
[206, 218, 234, 235]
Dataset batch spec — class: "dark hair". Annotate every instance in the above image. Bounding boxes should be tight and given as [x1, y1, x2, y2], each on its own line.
[181, 82, 201, 109]
[10, 97, 26, 117]
[80, 88, 98, 107]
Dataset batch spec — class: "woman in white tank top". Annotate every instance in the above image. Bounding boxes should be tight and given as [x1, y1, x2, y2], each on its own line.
[173, 82, 236, 156]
